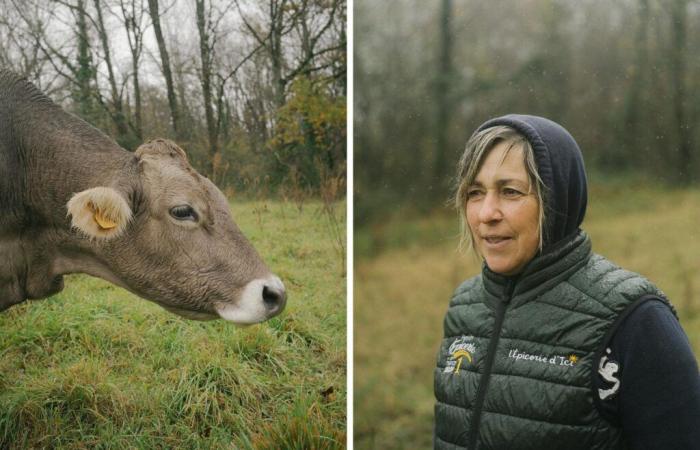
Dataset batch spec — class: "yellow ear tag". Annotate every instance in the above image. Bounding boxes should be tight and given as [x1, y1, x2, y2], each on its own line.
[94, 209, 118, 230]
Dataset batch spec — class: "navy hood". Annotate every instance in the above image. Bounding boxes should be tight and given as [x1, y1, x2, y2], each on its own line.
[477, 114, 587, 250]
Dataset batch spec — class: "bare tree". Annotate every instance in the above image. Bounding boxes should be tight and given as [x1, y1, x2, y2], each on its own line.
[93, 0, 130, 142]
[3, 0, 347, 192]
[147, 0, 180, 137]
[618, 0, 650, 168]
[118, 0, 147, 139]
[235, 0, 343, 109]
[8, 0, 136, 140]
[291, 0, 344, 83]
[74, 0, 96, 120]
[195, 0, 220, 177]
[0, 3, 53, 85]
[433, 0, 453, 190]
[670, 0, 692, 183]
[195, 0, 268, 180]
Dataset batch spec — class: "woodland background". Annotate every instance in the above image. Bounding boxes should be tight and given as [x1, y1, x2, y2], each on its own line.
[0, 0, 346, 196]
[355, 1, 700, 448]
[356, 0, 700, 228]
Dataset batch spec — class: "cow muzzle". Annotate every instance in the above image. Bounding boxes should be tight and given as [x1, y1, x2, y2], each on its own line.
[215, 275, 287, 324]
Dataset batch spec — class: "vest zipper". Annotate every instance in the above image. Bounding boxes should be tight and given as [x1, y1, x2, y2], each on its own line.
[466, 279, 515, 450]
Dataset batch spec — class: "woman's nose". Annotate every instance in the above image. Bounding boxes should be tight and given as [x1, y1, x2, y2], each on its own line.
[478, 192, 503, 222]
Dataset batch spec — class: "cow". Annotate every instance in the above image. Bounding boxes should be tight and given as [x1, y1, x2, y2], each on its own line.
[0, 70, 286, 324]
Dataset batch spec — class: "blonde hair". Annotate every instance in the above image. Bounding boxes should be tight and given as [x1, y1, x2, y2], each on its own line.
[454, 125, 546, 255]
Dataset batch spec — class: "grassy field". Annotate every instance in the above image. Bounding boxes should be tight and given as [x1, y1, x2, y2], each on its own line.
[0, 200, 346, 449]
[354, 184, 700, 449]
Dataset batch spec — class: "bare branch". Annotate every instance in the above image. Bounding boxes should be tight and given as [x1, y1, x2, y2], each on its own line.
[234, 0, 268, 47]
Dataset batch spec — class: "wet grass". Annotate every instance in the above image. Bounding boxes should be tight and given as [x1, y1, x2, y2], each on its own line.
[0, 200, 346, 449]
[354, 184, 700, 449]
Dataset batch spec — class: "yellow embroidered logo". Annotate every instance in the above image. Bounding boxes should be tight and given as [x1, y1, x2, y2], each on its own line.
[444, 336, 477, 374]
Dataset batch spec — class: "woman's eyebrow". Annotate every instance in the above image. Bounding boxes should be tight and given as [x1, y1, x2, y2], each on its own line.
[471, 178, 528, 187]
[496, 178, 528, 187]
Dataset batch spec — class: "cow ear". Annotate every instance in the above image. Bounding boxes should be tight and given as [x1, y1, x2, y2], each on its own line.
[135, 139, 187, 162]
[67, 187, 132, 239]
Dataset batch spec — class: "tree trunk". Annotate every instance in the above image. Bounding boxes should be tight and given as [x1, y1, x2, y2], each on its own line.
[195, 0, 219, 179]
[670, 0, 691, 183]
[132, 50, 143, 139]
[75, 0, 94, 122]
[620, 0, 649, 169]
[93, 0, 129, 142]
[270, 0, 286, 109]
[433, 0, 452, 190]
[147, 0, 180, 137]
[122, 0, 144, 140]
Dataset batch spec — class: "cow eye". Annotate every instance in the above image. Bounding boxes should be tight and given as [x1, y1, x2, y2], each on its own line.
[170, 205, 198, 222]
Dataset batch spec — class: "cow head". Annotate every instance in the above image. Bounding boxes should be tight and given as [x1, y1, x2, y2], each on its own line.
[66, 139, 286, 324]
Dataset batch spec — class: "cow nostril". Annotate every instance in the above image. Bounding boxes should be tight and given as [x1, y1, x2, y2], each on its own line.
[262, 284, 286, 309]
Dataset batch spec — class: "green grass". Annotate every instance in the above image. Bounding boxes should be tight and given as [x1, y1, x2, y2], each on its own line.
[354, 185, 700, 449]
[0, 200, 346, 449]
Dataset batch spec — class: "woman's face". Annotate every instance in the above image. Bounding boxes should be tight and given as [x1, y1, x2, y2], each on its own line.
[466, 141, 540, 276]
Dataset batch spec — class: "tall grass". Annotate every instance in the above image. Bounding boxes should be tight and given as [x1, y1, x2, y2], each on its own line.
[0, 200, 346, 449]
[354, 184, 700, 449]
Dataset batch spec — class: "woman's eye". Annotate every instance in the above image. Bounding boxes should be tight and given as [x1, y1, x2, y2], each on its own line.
[467, 189, 484, 199]
[502, 188, 522, 197]
[170, 205, 198, 222]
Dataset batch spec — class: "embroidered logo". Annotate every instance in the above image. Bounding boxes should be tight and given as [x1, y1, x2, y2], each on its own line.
[444, 336, 477, 374]
[598, 348, 621, 400]
[508, 348, 581, 367]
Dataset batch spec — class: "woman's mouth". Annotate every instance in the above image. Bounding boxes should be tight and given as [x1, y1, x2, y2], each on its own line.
[482, 236, 513, 249]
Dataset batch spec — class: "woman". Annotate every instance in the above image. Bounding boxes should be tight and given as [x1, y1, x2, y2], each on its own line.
[434, 114, 700, 450]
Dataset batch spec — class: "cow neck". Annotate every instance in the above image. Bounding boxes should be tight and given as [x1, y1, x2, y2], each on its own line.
[481, 230, 592, 310]
[16, 221, 135, 304]
[18, 142, 136, 301]
[52, 249, 131, 291]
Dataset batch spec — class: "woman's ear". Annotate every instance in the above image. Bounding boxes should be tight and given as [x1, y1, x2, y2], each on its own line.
[67, 187, 132, 239]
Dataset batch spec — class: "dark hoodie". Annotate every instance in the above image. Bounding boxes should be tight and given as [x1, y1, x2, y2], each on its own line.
[476, 114, 700, 450]
[477, 114, 587, 249]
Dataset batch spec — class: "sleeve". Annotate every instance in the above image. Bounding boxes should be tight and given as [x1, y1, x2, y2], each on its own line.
[596, 297, 700, 450]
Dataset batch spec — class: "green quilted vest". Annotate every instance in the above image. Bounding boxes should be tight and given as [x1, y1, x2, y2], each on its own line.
[434, 231, 665, 450]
